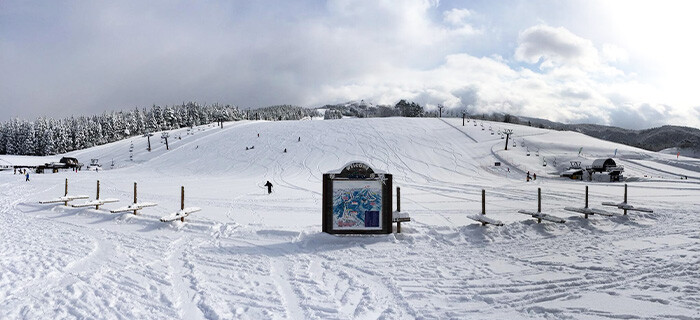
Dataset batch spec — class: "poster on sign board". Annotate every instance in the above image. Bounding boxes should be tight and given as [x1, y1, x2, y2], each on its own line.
[332, 180, 383, 230]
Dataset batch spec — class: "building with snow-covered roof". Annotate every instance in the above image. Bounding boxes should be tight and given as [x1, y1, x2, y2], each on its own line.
[586, 158, 624, 182]
[561, 158, 624, 182]
[591, 158, 618, 172]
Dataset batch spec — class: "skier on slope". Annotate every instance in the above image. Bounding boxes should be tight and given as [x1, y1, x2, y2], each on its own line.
[264, 181, 273, 194]
[25, 172, 29, 182]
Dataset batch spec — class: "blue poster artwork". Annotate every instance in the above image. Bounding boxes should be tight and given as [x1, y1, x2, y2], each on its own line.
[332, 180, 382, 230]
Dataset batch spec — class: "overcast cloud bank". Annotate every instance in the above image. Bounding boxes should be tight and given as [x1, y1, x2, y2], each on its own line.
[1, 0, 698, 129]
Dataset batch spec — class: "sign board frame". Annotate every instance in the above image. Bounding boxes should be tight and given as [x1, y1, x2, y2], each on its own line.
[322, 161, 393, 234]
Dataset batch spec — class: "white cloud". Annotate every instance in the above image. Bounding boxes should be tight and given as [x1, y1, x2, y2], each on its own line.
[443, 8, 472, 25]
[515, 25, 599, 69]
[601, 44, 629, 63]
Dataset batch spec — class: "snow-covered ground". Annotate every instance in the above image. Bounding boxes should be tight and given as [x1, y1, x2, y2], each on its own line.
[1, 117, 699, 319]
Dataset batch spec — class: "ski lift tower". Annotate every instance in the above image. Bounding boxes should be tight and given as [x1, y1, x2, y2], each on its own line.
[143, 132, 154, 152]
[161, 132, 170, 150]
[503, 129, 513, 150]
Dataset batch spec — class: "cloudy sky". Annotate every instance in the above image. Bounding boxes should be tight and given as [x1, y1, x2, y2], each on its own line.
[2, 0, 699, 129]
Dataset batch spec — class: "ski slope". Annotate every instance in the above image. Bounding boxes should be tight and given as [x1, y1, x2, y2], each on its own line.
[1, 117, 699, 319]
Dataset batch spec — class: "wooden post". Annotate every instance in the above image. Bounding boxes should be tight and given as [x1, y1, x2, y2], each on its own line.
[462, 113, 465, 126]
[147, 135, 151, 152]
[180, 186, 185, 222]
[396, 186, 401, 233]
[96, 180, 101, 209]
[481, 189, 486, 215]
[537, 188, 542, 223]
[623, 183, 628, 215]
[133, 182, 138, 215]
[584, 185, 589, 219]
[64, 178, 69, 206]
[481, 189, 487, 225]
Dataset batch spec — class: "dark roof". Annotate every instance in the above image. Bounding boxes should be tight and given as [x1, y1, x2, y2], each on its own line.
[592, 158, 616, 170]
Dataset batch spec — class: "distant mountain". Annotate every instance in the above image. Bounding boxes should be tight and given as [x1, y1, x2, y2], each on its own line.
[319, 100, 700, 157]
[520, 116, 700, 157]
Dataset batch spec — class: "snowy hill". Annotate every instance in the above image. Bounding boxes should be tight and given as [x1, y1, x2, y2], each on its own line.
[2, 117, 699, 319]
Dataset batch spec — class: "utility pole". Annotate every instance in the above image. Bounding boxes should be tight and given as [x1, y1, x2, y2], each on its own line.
[504, 129, 513, 150]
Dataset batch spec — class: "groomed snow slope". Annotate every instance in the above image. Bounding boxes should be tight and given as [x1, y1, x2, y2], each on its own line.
[1, 117, 699, 319]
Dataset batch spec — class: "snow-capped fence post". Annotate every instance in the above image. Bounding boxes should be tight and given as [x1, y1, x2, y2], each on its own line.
[64, 178, 69, 205]
[133, 182, 138, 215]
[623, 184, 627, 215]
[537, 188, 542, 223]
[396, 186, 402, 233]
[397, 187, 401, 212]
[96, 180, 100, 209]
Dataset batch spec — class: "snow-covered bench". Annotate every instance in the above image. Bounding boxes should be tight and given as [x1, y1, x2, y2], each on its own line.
[601, 184, 653, 215]
[518, 188, 566, 224]
[467, 189, 504, 226]
[38, 178, 89, 206]
[563, 186, 614, 219]
[39, 195, 89, 206]
[160, 207, 201, 222]
[160, 186, 200, 223]
[518, 210, 566, 224]
[110, 202, 158, 215]
[468, 214, 504, 226]
[72, 198, 119, 209]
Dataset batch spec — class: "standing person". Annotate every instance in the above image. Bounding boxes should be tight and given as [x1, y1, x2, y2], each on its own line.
[283, 148, 287, 153]
[264, 181, 273, 194]
[533, 173, 537, 180]
[25, 172, 29, 182]
[526, 171, 531, 182]
[298, 137, 301, 142]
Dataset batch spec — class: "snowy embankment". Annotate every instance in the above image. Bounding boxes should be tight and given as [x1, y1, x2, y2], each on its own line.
[1, 117, 699, 319]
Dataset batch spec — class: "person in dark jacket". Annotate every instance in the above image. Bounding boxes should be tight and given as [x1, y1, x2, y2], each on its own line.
[25, 172, 30, 182]
[264, 181, 273, 194]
